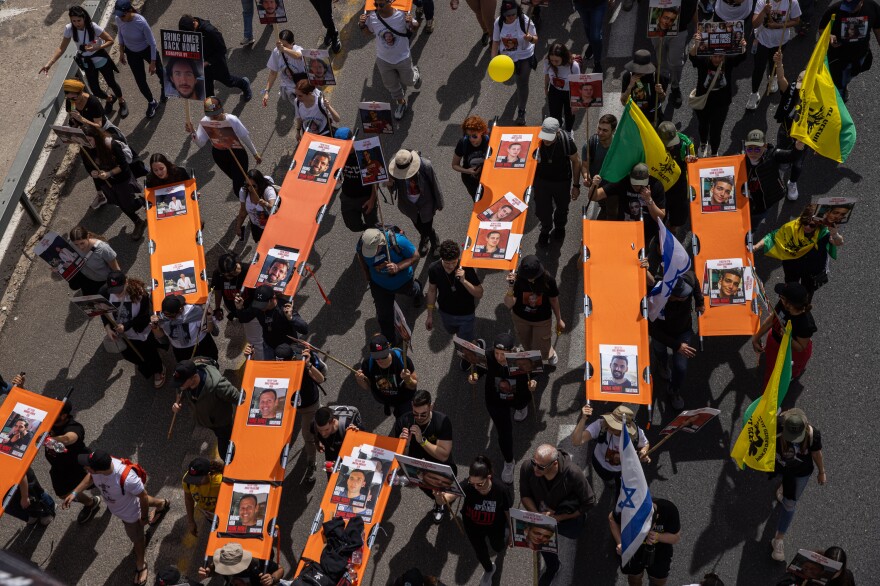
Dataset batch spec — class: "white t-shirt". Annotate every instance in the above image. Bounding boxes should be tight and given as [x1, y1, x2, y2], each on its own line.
[295, 89, 331, 135]
[92, 458, 144, 523]
[266, 45, 305, 91]
[239, 180, 278, 228]
[543, 60, 581, 92]
[492, 15, 537, 62]
[65, 23, 106, 60]
[754, 0, 801, 47]
[366, 11, 415, 64]
[585, 420, 649, 472]
[715, 0, 755, 21]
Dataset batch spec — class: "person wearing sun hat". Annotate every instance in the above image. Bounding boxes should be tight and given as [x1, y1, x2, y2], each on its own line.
[198, 542, 285, 584]
[181, 457, 224, 537]
[751, 282, 817, 385]
[819, 0, 880, 103]
[570, 404, 650, 489]
[620, 49, 669, 123]
[388, 149, 444, 259]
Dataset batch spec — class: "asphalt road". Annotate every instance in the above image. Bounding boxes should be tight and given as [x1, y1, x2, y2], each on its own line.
[0, 0, 877, 584]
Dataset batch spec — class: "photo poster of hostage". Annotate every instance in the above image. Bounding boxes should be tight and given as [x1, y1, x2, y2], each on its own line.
[659, 407, 721, 436]
[200, 119, 243, 150]
[599, 344, 639, 394]
[161, 29, 205, 102]
[0, 402, 47, 460]
[648, 0, 681, 37]
[305, 49, 336, 86]
[787, 549, 843, 584]
[393, 301, 413, 352]
[354, 136, 388, 186]
[162, 260, 198, 296]
[494, 134, 531, 169]
[704, 258, 749, 306]
[569, 73, 604, 109]
[453, 335, 487, 370]
[473, 222, 522, 260]
[333, 456, 380, 522]
[297, 141, 339, 183]
[255, 245, 299, 292]
[510, 509, 559, 554]
[226, 482, 269, 536]
[816, 196, 856, 225]
[154, 183, 188, 220]
[257, 0, 288, 24]
[358, 102, 394, 135]
[504, 350, 544, 377]
[34, 231, 84, 281]
[700, 166, 736, 213]
[479, 192, 527, 222]
[351, 443, 397, 486]
[696, 20, 746, 56]
[51, 124, 95, 148]
[71, 294, 117, 318]
[394, 454, 465, 497]
[246, 377, 290, 427]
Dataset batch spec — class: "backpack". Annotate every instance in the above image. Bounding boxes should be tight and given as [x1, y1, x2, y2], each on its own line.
[497, 12, 530, 35]
[292, 562, 335, 586]
[105, 137, 133, 164]
[117, 457, 148, 495]
[366, 347, 405, 374]
[330, 405, 361, 432]
[294, 93, 335, 136]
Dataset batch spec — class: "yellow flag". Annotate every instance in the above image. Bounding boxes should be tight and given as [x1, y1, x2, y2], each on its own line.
[731, 322, 793, 471]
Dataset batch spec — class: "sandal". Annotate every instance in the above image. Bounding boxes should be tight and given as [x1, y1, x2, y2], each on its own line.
[134, 565, 148, 586]
[148, 499, 170, 526]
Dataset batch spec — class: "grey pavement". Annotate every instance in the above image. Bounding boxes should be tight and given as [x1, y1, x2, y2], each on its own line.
[0, 0, 877, 585]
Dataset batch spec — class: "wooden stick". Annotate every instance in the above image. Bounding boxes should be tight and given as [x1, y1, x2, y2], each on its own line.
[654, 37, 664, 127]
[645, 425, 684, 456]
[185, 99, 191, 127]
[440, 493, 465, 535]
[288, 337, 360, 375]
[766, 6, 792, 96]
[80, 148, 112, 186]
[533, 550, 540, 586]
[105, 315, 145, 362]
[229, 146, 250, 180]
[167, 394, 181, 440]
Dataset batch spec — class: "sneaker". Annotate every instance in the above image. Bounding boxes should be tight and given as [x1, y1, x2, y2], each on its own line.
[670, 87, 683, 108]
[480, 32, 490, 47]
[146, 99, 158, 119]
[40, 514, 55, 526]
[240, 37, 255, 46]
[501, 461, 515, 483]
[242, 77, 253, 102]
[431, 503, 445, 523]
[415, 6, 424, 20]
[786, 181, 799, 201]
[537, 232, 550, 248]
[418, 234, 430, 257]
[547, 350, 559, 366]
[745, 91, 761, 110]
[119, 100, 129, 119]
[480, 562, 496, 586]
[331, 36, 342, 54]
[584, 44, 594, 61]
[769, 77, 779, 94]
[699, 144, 710, 158]
[412, 66, 421, 88]
[425, 19, 434, 33]
[153, 366, 166, 389]
[393, 101, 407, 120]
[513, 407, 528, 422]
[77, 495, 102, 524]
[304, 463, 317, 485]
[90, 192, 108, 210]
[104, 97, 116, 115]
[131, 219, 147, 241]
[623, 0, 636, 10]
[771, 537, 785, 562]
[514, 110, 526, 126]
[670, 390, 684, 410]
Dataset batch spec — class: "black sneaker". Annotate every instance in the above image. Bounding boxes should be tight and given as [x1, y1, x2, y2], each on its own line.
[304, 463, 317, 485]
[431, 503, 445, 523]
[584, 44, 594, 61]
[670, 389, 685, 410]
[331, 36, 342, 54]
[77, 495, 102, 524]
[104, 97, 116, 115]
[537, 232, 551, 248]
[418, 235, 430, 256]
[160, 94, 168, 104]
[550, 228, 566, 242]
[242, 77, 253, 102]
[412, 280, 424, 308]
[670, 87, 683, 109]
[119, 101, 129, 119]
[480, 32, 489, 47]
[146, 100, 158, 119]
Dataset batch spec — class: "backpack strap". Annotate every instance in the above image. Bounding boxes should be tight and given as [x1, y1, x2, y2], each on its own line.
[119, 463, 134, 494]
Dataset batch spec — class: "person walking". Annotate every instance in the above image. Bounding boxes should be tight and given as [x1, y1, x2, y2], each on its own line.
[312, 405, 362, 466]
[741, 129, 804, 231]
[581, 114, 617, 219]
[651, 0, 699, 109]
[425, 240, 483, 344]
[819, 0, 880, 102]
[570, 404, 650, 489]
[335, 128, 379, 232]
[7, 468, 56, 527]
[308, 0, 342, 53]
[262, 30, 306, 109]
[63, 449, 169, 586]
[114, 0, 165, 118]
[771, 51, 808, 200]
[468, 332, 537, 483]
[181, 457, 223, 536]
[532, 118, 581, 246]
[186, 97, 262, 198]
[746, 0, 801, 110]
[293, 79, 341, 138]
[768, 408, 826, 561]
[100, 272, 166, 388]
[544, 43, 580, 134]
[41, 6, 128, 118]
[504, 255, 564, 365]
[460, 455, 513, 586]
[66, 227, 121, 295]
[751, 283, 817, 384]
[178, 15, 252, 101]
[574, 0, 607, 71]
[170, 359, 241, 457]
[450, 0, 498, 46]
[491, 0, 537, 125]
[237, 285, 308, 359]
[145, 153, 191, 188]
[359, 0, 421, 120]
[452, 116, 490, 200]
[151, 295, 219, 363]
[235, 170, 278, 244]
[389, 149, 444, 259]
[356, 333, 418, 418]
[591, 163, 667, 245]
[621, 49, 668, 123]
[656, 122, 696, 232]
[609, 496, 681, 585]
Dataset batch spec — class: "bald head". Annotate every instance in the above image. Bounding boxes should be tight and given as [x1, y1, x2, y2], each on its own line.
[535, 444, 558, 461]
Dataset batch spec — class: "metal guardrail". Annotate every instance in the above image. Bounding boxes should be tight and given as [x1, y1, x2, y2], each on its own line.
[0, 0, 110, 231]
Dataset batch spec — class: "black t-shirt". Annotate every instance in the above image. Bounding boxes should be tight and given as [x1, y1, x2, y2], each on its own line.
[621, 71, 670, 118]
[535, 132, 577, 181]
[341, 150, 373, 200]
[454, 134, 489, 174]
[603, 177, 667, 243]
[68, 94, 106, 128]
[391, 410, 453, 465]
[461, 480, 512, 532]
[224, 559, 280, 586]
[771, 301, 817, 343]
[775, 427, 822, 477]
[821, 0, 880, 62]
[774, 83, 801, 127]
[512, 273, 560, 322]
[582, 135, 610, 178]
[211, 269, 250, 314]
[360, 350, 416, 406]
[296, 356, 326, 409]
[313, 424, 346, 462]
[427, 261, 481, 316]
[242, 305, 309, 350]
[783, 231, 832, 278]
[613, 498, 680, 561]
[45, 418, 88, 479]
[481, 352, 532, 409]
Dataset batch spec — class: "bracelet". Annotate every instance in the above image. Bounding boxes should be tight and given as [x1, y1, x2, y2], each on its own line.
[419, 439, 428, 447]
[426, 304, 436, 310]
[70, 491, 77, 498]
[262, 89, 270, 94]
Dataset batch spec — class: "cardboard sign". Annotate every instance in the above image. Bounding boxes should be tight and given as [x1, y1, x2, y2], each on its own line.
[246, 377, 290, 427]
[696, 20, 746, 55]
[226, 482, 270, 536]
[494, 134, 531, 169]
[815, 196, 855, 225]
[786, 550, 843, 584]
[453, 336, 487, 368]
[304, 49, 335, 86]
[659, 408, 721, 435]
[704, 258, 749, 307]
[34, 231, 84, 281]
[298, 140, 340, 183]
[504, 350, 544, 376]
[599, 345, 640, 394]
[358, 102, 394, 135]
[200, 119, 242, 150]
[161, 29, 206, 101]
[395, 454, 464, 497]
[472, 222, 520, 260]
[257, 0, 288, 24]
[255, 246, 299, 293]
[510, 509, 558, 553]
[648, 0, 681, 37]
[700, 166, 737, 213]
[51, 124, 95, 148]
[354, 137, 388, 186]
[71, 295, 116, 318]
[0, 403, 47, 460]
[569, 73, 604, 109]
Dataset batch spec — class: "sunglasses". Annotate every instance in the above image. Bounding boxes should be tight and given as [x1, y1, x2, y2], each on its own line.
[413, 410, 431, 419]
[530, 458, 556, 471]
[745, 145, 763, 153]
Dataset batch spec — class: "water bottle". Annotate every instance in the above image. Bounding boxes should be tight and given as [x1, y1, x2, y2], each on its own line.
[44, 438, 67, 453]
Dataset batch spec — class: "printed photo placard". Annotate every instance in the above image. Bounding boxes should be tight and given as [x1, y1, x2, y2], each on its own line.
[696, 20, 746, 55]
[256, 245, 300, 292]
[395, 454, 465, 497]
[648, 0, 682, 37]
[494, 134, 531, 169]
[162, 260, 198, 296]
[815, 196, 856, 225]
[453, 335, 487, 369]
[350, 444, 396, 485]
[704, 258, 747, 306]
[34, 231, 84, 281]
[659, 407, 721, 436]
[358, 102, 394, 134]
[154, 183, 188, 219]
[599, 344, 639, 393]
[473, 222, 512, 260]
[246, 377, 290, 427]
[0, 402, 47, 460]
[479, 192, 527, 222]
[200, 119, 242, 150]
[71, 295, 116, 318]
[257, 0, 288, 24]
[298, 141, 340, 183]
[569, 73, 604, 109]
[161, 29, 206, 101]
[510, 509, 559, 554]
[51, 124, 95, 148]
[331, 457, 376, 507]
[226, 483, 269, 535]
[354, 137, 388, 186]
[504, 350, 544, 376]
[393, 301, 413, 351]
[304, 49, 335, 86]
[700, 166, 736, 213]
[787, 549, 843, 584]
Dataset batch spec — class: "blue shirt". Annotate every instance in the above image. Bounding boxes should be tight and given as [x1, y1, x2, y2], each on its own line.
[115, 14, 157, 60]
[360, 234, 416, 291]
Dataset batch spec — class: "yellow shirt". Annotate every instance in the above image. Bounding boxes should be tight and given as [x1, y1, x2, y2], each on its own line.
[182, 472, 222, 514]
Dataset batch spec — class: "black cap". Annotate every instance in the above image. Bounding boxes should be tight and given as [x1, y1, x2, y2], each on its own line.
[161, 295, 185, 315]
[171, 359, 198, 388]
[519, 255, 544, 280]
[252, 285, 276, 310]
[177, 15, 196, 31]
[107, 271, 127, 294]
[774, 282, 809, 307]
[154, 567, 182, 586]
[218, 253, 238, 275]
[494, 332, 516, 351]
[369, 333, 391, 359]
[500, 0, 519, 15]
[184, 457, 212, 485]
[77, 449, 112, 471]
[274, 343, 295, 361]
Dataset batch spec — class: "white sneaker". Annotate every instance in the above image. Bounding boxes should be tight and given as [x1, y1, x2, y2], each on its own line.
[547, 350, 559, 366]
[480, 561, 496, 586]
[699, 144, 710, 158]
[769, 77, 779, 94]
[412, 65, 421, 88]
[90, 192, 108, 210]
[746, 91, 761, 110]
[393, 101, 407, 120]
[786, 180, 799, 201]
[513, 407, 528, 422]
[771, 537, 785, 561]
[501, 461, 515, 484]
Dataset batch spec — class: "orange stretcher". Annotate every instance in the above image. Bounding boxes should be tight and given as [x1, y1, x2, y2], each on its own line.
[0, 388, 65, 517]
[204, 479, 283, 569]
[144, 178, 208, 312]
[582, 216, 653, 410]
[294, 430, 406, 580]
[364, 0, 414, 11]
[460, 124, 540, 271]
[687, 155, 760, 339]
[244, 132, 352, 298]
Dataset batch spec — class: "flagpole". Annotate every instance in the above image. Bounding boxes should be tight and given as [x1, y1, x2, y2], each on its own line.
[653, 36, 664, 127]
[766, 7, 792, 97]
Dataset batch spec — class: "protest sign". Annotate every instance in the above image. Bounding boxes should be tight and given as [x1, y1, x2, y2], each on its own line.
[161, 29, 205, 101]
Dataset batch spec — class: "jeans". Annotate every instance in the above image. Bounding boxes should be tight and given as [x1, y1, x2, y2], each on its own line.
[438, 310, 476, 341]
[574, 1, 607, 63]
[241, 0, 254, 41]
[650, 330, 693, 391]
[124, 47, 165, 103]
[369, 278, 422, 343]
[533, 176, 571, 236]
[776, 473, 810, 534]
[830, 54, 867, 93]
[414, 0, 435, 19]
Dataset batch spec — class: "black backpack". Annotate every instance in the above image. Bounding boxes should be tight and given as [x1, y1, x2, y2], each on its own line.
[330, 405, 362, 433]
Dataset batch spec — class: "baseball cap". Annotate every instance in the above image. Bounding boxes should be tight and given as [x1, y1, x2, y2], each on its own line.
[538, 117, 560, 142]
[171, 359, 198, 389]
[334, 127, 353, 140]
[204, 97, 223, 115]
[369, 333, 391, 360]
[161, 294, 185, 315]
[494, 332, 516, 351]
[106, 271, 127, 294]
[77, 449, 112, 470]
[782, 408, 807, 442]
[360, 228, 386, 258]
[114, 0, 134, 17]
[657, 121, 680, 147]
[774, 282, 809, 307]
[274, 343, 295, 361]
[519, 255, 544, 280]
[251, 285, 276, 310]
[840, 0, 861, 11]
[184, 457, 212, 485]
[745, 129, 765, 147]
[630, 163, 650, 186]
[500, 0, 519, 16]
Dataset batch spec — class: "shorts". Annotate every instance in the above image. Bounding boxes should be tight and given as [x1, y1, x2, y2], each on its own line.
[621, 545, 673, 579]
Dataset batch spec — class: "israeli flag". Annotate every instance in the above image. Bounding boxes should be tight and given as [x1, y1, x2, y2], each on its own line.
[616, 414, 654, 568]
[647, 218, 691, 321]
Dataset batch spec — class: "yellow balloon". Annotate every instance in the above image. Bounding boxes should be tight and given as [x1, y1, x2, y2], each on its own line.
[488, 55, 515, 83]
